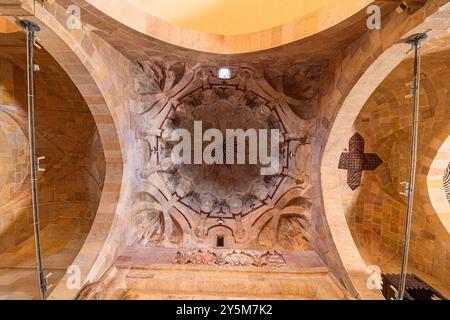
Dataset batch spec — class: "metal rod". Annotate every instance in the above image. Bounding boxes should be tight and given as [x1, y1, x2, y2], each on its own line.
[397, 32, 428, 301]
[19, 19, 47, 300]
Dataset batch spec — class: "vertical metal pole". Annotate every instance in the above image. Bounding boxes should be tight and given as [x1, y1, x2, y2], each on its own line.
[19, 19, 47, 300]
[397, 32, 427, 301]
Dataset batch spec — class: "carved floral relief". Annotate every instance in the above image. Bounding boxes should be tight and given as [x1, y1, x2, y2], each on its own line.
[130, 60, 321, 250]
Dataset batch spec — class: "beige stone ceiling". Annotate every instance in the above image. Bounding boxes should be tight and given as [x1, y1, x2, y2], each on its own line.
[73, 0, 398, 60]
[127, 0, 336, 35]
[0, 0, 447, 300]
[44, 0, 400, 54]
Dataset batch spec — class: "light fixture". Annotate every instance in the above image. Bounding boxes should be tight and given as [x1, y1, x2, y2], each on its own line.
[217, 218, 224, 225]
[217, 67, 232, 80]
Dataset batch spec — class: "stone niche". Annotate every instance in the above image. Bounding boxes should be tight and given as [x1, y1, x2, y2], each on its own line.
[130, 58, 322, 250]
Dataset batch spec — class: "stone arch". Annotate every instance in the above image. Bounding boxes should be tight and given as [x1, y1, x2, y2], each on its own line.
[6, 8, 125, 299]
[319, 1, 450, 299]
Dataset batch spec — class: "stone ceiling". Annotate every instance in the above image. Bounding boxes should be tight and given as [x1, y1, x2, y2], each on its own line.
[42, 0, 400, 60]
[127, 0, 336, 35]
[0, 0, 447, 300]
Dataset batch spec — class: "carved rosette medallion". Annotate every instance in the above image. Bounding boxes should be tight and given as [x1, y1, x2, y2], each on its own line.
[131, 60, 320, 249]
[160, 85, 287, 218]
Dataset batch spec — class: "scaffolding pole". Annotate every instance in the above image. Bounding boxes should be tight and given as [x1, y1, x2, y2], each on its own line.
[397, 32, 428, 301]
[19, 19, 47, 300]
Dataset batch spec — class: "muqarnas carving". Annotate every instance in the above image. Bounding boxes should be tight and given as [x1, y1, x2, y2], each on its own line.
[132, 59, 320, 248]
[130, 192, 183, 246]
[264, 64, 321, 120]
[133, 59, 188, 114]
[258, 193, 312, 251]
[161, 85, 286, 218]
[133, 208, 164, 246]
[278, 215, 312, 250]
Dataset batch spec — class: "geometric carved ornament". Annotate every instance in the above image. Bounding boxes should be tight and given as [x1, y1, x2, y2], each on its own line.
[338, 133, 383, 190]
[132, 59, 321, 249]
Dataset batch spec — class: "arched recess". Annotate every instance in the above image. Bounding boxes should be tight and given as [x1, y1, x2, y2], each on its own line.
[343, 46, 450, 294]
[0, 29, 109, 299]
[319, 0, 450, 299]
[6, 6, 125, 299]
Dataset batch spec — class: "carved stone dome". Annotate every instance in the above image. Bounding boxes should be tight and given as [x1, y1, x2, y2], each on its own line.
[161, 86, 285, 217]
[134, 61, 317, 248]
